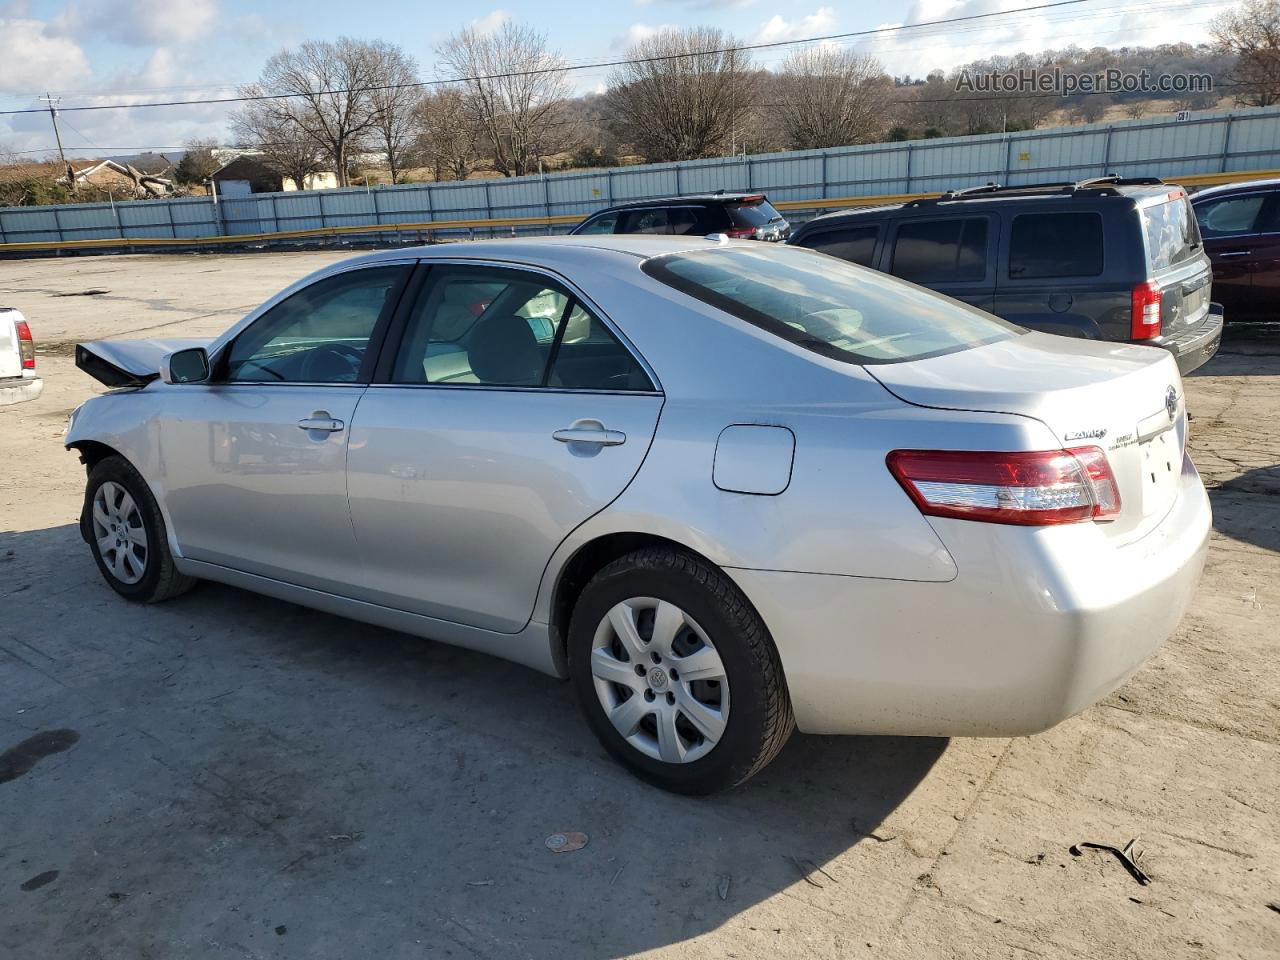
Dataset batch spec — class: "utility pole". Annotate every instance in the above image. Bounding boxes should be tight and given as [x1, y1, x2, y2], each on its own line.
[40, 93, 73, 189]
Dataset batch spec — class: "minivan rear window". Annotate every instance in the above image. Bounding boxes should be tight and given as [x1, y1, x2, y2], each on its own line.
[1142, 196, 1202, 270]
[642, 245, 1018, 365]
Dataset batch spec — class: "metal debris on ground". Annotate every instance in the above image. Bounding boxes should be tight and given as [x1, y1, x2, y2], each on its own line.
[717, 874, 732, 901]
[52, 289, 111, 297]
[545, 831, 588, 853]
[465, 880, 494, 886]
[788, 856, 837, 888]
[1069, 838, 1152, 885]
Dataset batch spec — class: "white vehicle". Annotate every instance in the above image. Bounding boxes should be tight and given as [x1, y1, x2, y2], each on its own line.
[0, 308, 42, 405]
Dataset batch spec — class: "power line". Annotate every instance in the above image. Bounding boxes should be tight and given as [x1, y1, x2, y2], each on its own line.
[0, 0, 1094, 118]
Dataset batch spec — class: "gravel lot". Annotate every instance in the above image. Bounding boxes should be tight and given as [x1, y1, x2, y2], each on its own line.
[1, 252, 1277, 960]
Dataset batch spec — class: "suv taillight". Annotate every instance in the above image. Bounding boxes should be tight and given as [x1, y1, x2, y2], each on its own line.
[15, 320, 35, 370]
[1130, 281, 1162, 340]
[887, 447, 1121, 526]
[725, 226, 756, 239]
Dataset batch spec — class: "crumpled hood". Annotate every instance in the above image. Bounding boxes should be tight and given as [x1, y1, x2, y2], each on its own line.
[76, 338, 211, 387]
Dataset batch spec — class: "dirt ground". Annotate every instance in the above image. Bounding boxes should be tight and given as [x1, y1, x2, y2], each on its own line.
[0, 252, 1277, 960]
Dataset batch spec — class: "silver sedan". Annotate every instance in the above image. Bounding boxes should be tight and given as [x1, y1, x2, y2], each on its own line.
[67, 236, 1210, 793]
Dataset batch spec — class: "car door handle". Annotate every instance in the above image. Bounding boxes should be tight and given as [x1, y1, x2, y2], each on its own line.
[297, 416, 345, 433]
[553, 425, 626, 446]
[1217, 250, 1252, 258]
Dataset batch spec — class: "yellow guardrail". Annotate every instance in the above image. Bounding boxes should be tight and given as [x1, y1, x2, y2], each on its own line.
[3, 168, 1277, 254]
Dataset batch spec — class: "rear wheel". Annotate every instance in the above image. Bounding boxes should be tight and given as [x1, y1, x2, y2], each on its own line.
[84, 456, 195, 603]
[568, 547, 793, 794]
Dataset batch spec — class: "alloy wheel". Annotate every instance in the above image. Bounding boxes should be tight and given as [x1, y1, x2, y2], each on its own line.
[590, 597, 730, 764]
[91, 481, 148, 585]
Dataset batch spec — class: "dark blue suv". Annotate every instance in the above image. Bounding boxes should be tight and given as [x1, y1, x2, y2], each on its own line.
[789, 177, 1223, 374]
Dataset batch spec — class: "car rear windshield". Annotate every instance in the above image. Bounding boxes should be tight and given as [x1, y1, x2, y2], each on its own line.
[726, 198, 782, 228]
[1142, 196, 1203, 271]
[642, 245, 1019, 365]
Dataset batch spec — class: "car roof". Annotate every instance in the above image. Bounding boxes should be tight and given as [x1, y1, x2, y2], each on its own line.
[1191, 178, 1280, 201]
[587, 193, 768, 213]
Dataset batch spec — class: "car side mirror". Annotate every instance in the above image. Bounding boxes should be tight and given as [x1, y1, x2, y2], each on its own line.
[161, 347, 210, 384]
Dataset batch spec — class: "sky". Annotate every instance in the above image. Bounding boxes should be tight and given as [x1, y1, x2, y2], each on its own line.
[0, 0, 1236, 160]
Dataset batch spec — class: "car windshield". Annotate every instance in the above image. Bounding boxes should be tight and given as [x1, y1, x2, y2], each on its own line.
[643, 245, 1019, 364]
[1142, 196, 1202, 270]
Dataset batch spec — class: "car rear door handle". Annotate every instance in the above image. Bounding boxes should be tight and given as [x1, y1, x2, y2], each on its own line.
[1217, 250, 1252, 258]
[297, 415, 345, 433]
[553, 424, 626, 446]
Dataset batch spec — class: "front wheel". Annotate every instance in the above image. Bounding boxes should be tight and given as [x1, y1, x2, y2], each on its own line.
[83, 455, 195, 603]
[568, 548, 794, 794]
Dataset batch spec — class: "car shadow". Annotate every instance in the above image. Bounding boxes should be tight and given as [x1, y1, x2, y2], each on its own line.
[1, 522, 947, 959]
[1210, 468, 1280, 554]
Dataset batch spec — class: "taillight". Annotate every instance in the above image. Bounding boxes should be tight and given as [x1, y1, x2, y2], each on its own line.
[886, 447, 1121, 526]
[725, 226, 756, 239]
[1130, 281, 1162, 340]
[16, 320, 35, 370]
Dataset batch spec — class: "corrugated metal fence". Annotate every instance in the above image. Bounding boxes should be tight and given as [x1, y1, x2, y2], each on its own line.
[3, 106, 1279, 248]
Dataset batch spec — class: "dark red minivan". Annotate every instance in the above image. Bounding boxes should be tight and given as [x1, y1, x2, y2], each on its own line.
[1191, 179, 1280, 323]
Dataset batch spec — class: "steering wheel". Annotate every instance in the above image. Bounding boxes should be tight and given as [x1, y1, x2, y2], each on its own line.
[300, 342, 363, 382]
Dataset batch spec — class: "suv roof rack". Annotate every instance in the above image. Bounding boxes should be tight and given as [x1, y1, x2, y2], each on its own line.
[902, 174, 1168, 207]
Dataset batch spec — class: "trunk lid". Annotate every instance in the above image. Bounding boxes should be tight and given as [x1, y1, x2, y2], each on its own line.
[868, 331, 1187, 542]
[76, 338, 210, 388]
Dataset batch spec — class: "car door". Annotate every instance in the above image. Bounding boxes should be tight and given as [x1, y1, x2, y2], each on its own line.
[346, 262, 664, 633]
[158, 263, 412, 593]
[1194, 190, 1275, 321]
[882, 214, 997, 312]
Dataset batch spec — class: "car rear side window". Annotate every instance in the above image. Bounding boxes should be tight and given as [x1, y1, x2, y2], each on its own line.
[1196, 195, 1266, 236]
[797, 225, 880, 266]
[391, 266, 652, 391]
[890, 218, 989, 283]
[1142, 196, 1202, 270]
[643, 245, 1018, 365]
[620, 209, 671, 234]
[1008, 212, 1104, 279]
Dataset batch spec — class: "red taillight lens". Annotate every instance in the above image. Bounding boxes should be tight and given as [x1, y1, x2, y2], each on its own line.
[886, 447, 1121, 526]
[725, 226, 757, 239]
[1130, 281, 1162, 340]
[16, 319, 35, 370]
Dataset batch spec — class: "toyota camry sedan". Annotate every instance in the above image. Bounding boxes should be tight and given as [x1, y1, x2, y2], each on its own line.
[67, 236, 1210, 794]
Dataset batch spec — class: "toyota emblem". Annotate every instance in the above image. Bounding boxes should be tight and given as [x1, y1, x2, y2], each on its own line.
[1165, 385, 1178, 422]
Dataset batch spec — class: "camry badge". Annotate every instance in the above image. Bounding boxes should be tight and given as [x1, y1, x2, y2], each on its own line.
[1165, 386, 1178, 422]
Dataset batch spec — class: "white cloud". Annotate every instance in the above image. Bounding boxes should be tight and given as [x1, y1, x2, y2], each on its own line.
[0, 17, 91, 95]
[470, 9, 510, 35]
[755, 7, 838, 45]
[54, 0, 219, 47]
[611, 22, 678, 50]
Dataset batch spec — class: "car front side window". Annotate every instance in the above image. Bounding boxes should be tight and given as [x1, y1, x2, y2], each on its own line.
[224, 266, 408, 383]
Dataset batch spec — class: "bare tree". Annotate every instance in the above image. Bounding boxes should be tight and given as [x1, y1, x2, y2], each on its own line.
[437, 21, 574, 177]
[606, 27, 756, 162]
[413, 86, 481, 182]
[230, 103, 328, 190]
[775, 47, 890, 149]
[367, 41, 423, 184]
[1212, 0, 1280, 106]
[175, 137, 220, 185]
[1124, 101, 1147, 119]
[241, 38, 389, 187]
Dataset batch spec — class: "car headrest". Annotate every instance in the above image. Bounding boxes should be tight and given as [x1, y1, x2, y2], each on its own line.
[468, 313, 543, 386]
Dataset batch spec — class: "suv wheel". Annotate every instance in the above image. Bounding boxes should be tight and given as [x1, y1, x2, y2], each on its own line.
[84, 456, 195, 603]
[568, 547, 793, 794]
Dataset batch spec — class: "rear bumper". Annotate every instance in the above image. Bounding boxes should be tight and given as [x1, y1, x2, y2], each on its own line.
[0, 375, 42, 406]
[1160, 309, 1222, 375]
[729, 456, 1211, 736]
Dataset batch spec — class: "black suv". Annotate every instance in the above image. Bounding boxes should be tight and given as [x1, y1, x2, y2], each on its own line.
[789, 177, 1222, 374]
[571, 193, 790, 241]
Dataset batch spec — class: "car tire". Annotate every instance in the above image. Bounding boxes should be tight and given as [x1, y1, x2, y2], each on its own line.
[568, 547, 794, 794]
[83, 455, 196, 604]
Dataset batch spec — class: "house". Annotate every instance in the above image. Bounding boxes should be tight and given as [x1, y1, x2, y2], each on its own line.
[210, 153, 339, 196]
